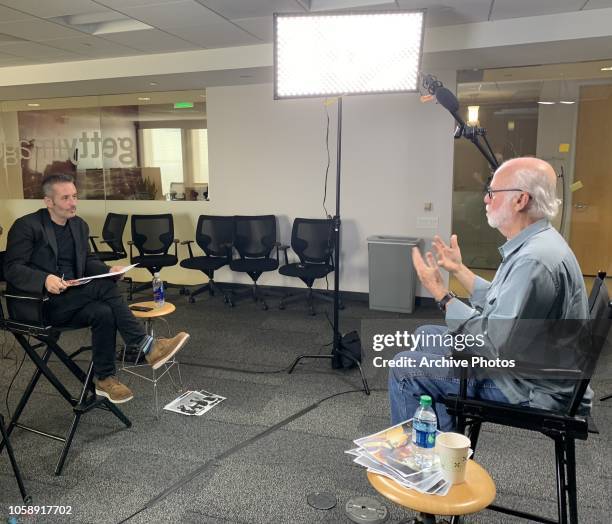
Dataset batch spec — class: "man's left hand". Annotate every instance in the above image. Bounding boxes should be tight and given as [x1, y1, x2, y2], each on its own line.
[411, 247, 448, 301]
[109, 266, 126, 280]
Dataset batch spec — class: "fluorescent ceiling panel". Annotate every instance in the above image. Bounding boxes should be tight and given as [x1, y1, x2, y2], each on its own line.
[274, 10, 424, 99]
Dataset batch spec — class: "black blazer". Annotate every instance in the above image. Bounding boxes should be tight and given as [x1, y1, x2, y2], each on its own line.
[3, 209, 109, 295]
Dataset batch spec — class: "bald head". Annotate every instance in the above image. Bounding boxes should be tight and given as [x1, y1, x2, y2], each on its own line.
[493, 157, 560, 222]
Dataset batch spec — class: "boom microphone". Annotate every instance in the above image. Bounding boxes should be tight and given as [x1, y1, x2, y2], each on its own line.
[434, 87, 460, 115]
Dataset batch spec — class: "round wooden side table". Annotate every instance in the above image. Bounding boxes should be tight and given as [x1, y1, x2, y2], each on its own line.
[367, 460, 495, 524]
[121, 301, 183, 417]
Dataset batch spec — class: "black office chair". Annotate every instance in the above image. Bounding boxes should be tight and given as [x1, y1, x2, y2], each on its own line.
[229, 215, 281, 310]
[88, 212, 128, 262]
[278, 218, 340, 316]
[0, 252, 131, 476]
[180, 215, 234, 304]
[442, 271, 612, 524]
[128, 214, 180, 300]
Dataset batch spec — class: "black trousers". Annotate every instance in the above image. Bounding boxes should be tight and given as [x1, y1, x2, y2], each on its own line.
[46, 278, 147, 379]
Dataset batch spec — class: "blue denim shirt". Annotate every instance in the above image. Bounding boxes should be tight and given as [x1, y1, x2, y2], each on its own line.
[445, 219, 592, 412]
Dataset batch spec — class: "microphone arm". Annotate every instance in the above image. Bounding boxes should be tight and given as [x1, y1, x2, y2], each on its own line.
[421, 74, 500, 172]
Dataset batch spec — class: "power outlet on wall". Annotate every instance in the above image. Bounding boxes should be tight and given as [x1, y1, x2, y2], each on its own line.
[416, 216, 439, 228]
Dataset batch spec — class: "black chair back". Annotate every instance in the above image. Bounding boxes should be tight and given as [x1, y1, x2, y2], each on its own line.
[292, 218, 334, 264]
[196, 215, 234, 257]
[102, 213, 128, 256]
[131, 214, 174, 255]
[233, 215, 276, 258]
[569, 273, 612, 415]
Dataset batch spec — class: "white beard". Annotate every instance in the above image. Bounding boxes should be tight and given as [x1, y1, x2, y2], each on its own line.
[486, 203, 512, 229]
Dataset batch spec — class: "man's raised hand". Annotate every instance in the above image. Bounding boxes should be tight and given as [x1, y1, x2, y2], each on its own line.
[432, 234, 463, 274]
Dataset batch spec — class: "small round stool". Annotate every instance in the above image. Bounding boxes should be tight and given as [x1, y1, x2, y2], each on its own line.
[367, 460, 495, 524]
[121, 301, 183, 417]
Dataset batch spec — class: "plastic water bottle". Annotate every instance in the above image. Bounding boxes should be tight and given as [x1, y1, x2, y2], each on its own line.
[152, 272, 165, 308]
[412, 395, 437, 469]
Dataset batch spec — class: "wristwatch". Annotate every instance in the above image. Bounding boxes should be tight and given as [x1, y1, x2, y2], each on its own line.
[437, 291, 457, 312]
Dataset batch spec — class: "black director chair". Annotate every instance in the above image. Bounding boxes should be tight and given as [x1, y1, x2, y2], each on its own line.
[128, 214, 180, 300]
[0, 414, 30, 503]
[0, 252, 131, 476]
[442, 272, 612, 524]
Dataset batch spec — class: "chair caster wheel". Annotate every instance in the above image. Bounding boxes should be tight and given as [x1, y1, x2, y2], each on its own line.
[262, 304, 269, 311]
[189, 296, 195, 304]
[279, 304, 285, 310]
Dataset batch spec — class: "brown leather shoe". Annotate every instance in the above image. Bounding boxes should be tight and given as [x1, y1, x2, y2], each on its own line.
[145, 332, 190, 370]
[94, 376, 134, 404]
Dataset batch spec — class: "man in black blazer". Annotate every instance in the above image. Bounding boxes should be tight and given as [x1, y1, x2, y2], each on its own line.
[4, 173, 190, 404]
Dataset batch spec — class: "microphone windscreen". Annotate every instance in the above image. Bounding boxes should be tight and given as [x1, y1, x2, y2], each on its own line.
[435, 87, 459, 114]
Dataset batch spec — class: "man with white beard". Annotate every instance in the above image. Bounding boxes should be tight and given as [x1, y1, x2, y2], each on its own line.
[388, 157, 591, 430]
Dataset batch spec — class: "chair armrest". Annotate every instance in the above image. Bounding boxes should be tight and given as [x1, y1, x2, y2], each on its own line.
[173, 239, 180, 257]
[278, 245, 290, 265]
[181, 240, 195, 259]
[2, 292, 49, 327]
[272, 241, 282, 262]
[89, 235, 100, 253]
[441, 395, 589, 439]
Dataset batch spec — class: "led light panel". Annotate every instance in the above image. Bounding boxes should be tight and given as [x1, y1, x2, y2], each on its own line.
[274, 10, 424, 99]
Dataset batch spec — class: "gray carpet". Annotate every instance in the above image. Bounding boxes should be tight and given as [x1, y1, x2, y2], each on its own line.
[1, 286, 611, 523]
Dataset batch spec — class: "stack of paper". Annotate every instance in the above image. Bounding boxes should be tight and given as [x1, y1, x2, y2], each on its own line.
[347, 419, 456, 496]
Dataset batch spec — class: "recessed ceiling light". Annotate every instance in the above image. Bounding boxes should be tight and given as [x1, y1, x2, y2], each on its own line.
[27, 103, 40, 107]
[149, 82, 158, 86]
[559, 100, 575, 105]
[538, 101, 555, 105]
[138, 97, 151, 101]
[601, 66, 612, 71]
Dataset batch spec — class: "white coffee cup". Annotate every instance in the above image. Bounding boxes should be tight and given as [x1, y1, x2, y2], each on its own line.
[436, 432, 471, 485]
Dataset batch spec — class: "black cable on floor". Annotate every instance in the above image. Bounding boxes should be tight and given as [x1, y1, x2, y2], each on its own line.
[117, 387, 385, 523]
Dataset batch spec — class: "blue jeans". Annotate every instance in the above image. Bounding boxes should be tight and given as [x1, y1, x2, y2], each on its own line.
[388, 325, 510, 431]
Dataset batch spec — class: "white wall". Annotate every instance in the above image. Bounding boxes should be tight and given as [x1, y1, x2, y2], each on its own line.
[205, 76, 456, 294]
[1, 75, 456, 296]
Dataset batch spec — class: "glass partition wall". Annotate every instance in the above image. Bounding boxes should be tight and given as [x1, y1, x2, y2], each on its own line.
[0, 90, 209, 202]
[452, 61, 612, 278]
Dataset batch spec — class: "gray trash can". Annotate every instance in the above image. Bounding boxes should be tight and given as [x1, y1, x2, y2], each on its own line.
[367, 235, 422, 314]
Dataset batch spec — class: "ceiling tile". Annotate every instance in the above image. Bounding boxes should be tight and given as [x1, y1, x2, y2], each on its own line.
[0, 0, 112, 18]
[101, 28, 200, 52]
[0, 19, 84, 41]
[582, 0, 612, 8]
[233, 16, 274, 41]
[491, 0, 586, 20]
[95, 0, 183, 7]
[40, 35, 143, 58]
[0, 56, 37, 65]
[0, 4, 35, 21]
[197, 0, 306, 19]
[120, 0, 227, 29]
[397, 0, 491, 26]
[0, 40, 85, 58]
[165, 22, 263, 47]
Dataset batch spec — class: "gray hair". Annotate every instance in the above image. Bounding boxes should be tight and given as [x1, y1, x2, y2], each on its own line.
[512, 167, 561, 221]
[41, 173, 75, 198]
